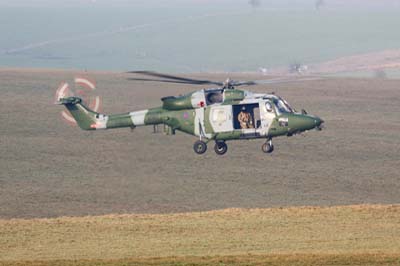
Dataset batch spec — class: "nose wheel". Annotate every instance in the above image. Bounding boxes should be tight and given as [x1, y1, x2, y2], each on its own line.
[262, 139, 274, 153]
[193, 140, 207, 154]
[214, 141, 228, 155]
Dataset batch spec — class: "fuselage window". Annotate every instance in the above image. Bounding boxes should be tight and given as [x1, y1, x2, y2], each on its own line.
[265, 102, 273, 112]
[212, 109, 227, 123]
[206, 91, 223, 105]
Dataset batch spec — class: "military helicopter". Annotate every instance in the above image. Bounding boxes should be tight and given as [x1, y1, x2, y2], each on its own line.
[56, 71, 324, 155]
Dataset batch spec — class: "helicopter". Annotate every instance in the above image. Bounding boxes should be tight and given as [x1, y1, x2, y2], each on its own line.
[56, 71, 324, 155]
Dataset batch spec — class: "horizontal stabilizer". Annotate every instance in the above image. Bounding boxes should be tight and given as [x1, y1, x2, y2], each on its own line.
[57, 96, 82, 105]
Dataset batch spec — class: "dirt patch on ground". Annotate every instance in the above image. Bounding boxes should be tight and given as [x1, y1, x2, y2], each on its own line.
[267, 49, 400, 75]
[311, 49, 400, 74]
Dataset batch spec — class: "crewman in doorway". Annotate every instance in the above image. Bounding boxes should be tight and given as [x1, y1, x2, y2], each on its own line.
[238, 106, 254, 129]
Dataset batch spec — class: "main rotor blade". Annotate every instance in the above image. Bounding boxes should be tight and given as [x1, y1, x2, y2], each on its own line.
[127, 78, 205, 85]
[127, 71, 223, 86]
[235, 76, 323, 86]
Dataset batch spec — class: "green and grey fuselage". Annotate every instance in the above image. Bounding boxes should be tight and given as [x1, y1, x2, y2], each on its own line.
[59, 88, 323, 142]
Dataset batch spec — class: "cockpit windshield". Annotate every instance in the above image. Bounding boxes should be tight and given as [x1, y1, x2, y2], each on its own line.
[273, 98, 294, 114]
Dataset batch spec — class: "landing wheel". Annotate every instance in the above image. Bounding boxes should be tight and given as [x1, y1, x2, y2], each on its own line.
[262, 140, 274, 153]
[193, 140, 207, 154]
[214, 141, 228, 155]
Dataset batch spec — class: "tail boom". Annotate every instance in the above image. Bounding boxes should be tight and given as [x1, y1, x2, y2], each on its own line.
[59, 97, 163, 130]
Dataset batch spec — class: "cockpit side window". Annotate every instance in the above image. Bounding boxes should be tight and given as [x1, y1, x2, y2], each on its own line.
[274, 98, 293, 114]
[265, 101, 273, 112]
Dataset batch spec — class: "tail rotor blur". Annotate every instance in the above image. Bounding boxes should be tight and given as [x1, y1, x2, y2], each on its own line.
[54, 76, 101, 126]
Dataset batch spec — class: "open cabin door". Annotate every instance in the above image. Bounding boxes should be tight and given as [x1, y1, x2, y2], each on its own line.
[232, 103, 262, 138]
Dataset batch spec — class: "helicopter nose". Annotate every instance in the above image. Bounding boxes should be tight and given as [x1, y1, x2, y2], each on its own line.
[291, 115, 324, 132]
[314, 116, 324, 130]
[288, 115, 315, 132]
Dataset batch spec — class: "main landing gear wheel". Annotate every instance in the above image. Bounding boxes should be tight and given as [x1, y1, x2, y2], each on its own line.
[262, 139, 274, 153]
[214, 141, 228, 155]
[193, 140, 207, 154]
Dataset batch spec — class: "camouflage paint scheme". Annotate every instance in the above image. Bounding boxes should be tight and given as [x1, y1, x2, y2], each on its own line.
[58, 88, 323, 154]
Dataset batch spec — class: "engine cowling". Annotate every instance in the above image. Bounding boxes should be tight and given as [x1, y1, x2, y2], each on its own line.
[161, 95, 193, 110]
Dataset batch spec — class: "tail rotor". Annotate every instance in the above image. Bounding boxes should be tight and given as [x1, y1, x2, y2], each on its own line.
[54, 76, 101, 126]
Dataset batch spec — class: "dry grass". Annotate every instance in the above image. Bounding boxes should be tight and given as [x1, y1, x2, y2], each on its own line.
[0, 205, 399, 265]
[1, 254, 400, 266]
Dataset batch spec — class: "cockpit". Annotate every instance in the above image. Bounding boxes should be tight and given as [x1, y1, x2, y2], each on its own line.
[272, 97, 294, 114]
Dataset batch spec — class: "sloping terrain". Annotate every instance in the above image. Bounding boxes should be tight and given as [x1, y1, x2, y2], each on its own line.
[0, 68, 399, 218]
[268, 49, 400, 75]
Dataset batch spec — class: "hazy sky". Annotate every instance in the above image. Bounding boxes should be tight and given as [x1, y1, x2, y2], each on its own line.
[1, 0, 399, 72]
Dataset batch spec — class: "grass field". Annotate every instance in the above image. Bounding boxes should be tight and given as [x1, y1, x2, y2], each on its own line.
[1, 205, 399, 265]
[2, 255, 400, 266]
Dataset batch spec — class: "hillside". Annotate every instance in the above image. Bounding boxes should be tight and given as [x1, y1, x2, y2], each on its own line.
[0, 68, 400, 218]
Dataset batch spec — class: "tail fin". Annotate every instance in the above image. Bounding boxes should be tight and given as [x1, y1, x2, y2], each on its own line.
[58, 97, 98, 130]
